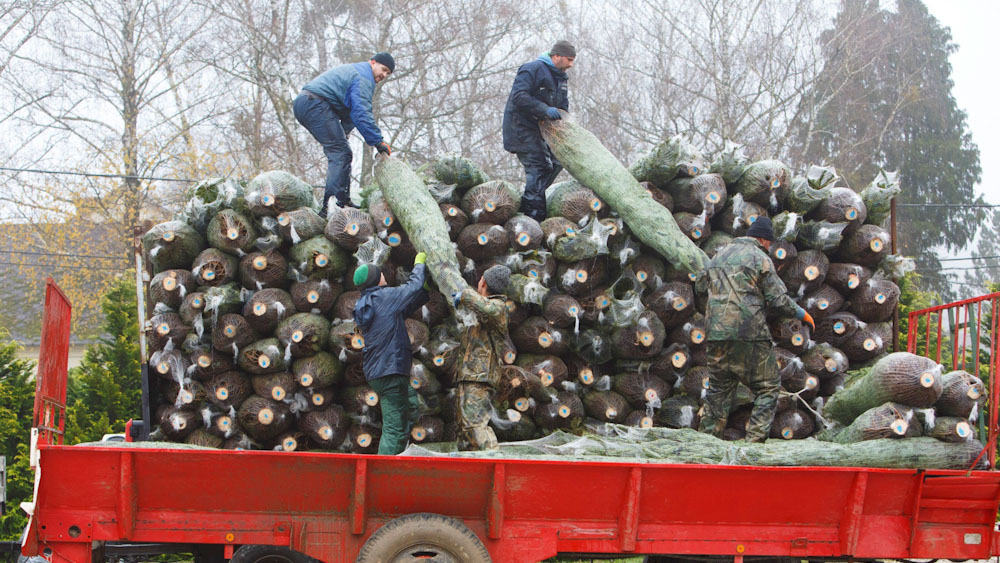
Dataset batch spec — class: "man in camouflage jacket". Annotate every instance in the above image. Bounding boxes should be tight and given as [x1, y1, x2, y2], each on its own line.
[694, 217, 815, 442]
[452, 265, 516, 451]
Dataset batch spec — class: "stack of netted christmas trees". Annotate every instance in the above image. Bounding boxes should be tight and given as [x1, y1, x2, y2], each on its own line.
[141, 114, 981, 455]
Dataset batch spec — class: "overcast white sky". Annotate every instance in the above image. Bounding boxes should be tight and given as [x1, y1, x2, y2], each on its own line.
[924, 0, 999, 206]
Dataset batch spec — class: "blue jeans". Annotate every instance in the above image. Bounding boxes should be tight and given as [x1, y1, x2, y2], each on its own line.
[516, 149, 562, 221]
[293, 93, 353, 213]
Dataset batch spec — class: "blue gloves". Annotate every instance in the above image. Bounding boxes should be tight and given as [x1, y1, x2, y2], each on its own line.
[545, 107, 562, 120]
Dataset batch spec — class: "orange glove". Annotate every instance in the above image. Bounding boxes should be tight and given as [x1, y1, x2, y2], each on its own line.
[802, 311, 816, 331]
[375, 141, 391, 156]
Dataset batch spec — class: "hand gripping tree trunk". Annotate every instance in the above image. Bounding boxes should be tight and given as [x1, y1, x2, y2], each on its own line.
[373, 156, 492, 314]
[540, 111, 709, 274]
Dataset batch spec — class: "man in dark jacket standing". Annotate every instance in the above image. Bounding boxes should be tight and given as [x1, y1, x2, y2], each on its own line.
[694, 217, 815, 442]
[502, 40, 575, 221]
[352, 252, 429, 455]
[294, 53, 395, 215]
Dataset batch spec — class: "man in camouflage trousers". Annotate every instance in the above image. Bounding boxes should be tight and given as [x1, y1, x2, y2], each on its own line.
[451, 265, 516, 451]
[694, 217, 815, 442]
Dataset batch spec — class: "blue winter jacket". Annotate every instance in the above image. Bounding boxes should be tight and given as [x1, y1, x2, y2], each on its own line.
[302, 62, 385, 146]
[502, 54, 569, 154]
[353, 264, 429, 381]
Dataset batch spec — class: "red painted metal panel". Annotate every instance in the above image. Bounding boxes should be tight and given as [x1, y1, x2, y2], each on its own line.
[24, 445, 1000, 562]
[33, 279, 71, 446]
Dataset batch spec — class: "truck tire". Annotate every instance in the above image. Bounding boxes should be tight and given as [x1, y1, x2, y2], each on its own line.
[229, 545, 316, 563]
[355, 512, 492, 563]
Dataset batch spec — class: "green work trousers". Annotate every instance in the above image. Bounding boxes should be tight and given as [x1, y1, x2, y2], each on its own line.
[369, 374, 419, 455]
[698, 340, 780, 442]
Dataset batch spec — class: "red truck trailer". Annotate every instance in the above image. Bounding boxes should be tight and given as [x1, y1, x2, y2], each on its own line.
[18, 281, 1000, 563]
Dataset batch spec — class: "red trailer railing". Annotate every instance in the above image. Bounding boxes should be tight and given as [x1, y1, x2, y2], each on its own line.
[907, 291, 1000, 468]
[32, 279, 72, 450]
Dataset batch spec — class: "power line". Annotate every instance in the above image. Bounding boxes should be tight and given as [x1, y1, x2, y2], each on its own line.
[0, 260, 128, 272]
[897, 203, 1000, 208]
[0, 166, 199, 183]
[0, 249, 124, 260]
[915, 255, 1000, 263]
[916, 265, 1000, 272]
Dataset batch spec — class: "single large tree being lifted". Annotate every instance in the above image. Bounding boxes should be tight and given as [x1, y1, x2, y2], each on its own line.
[373, 156, 492, 313]
[541, 111, 709, 274]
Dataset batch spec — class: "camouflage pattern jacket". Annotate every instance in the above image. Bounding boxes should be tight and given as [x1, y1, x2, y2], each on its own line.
[695, 237, 799, 342]
[456, 289, 516, 386]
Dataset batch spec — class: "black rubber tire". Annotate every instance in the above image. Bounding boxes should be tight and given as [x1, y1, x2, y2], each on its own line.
[355, 512, 492, 563]
[228, 544, 316, 563]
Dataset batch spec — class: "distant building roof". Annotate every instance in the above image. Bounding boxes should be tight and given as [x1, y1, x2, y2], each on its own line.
[0, 221, 131, 346]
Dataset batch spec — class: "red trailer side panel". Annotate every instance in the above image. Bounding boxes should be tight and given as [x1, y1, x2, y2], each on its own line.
[24, 446, 1000, 563]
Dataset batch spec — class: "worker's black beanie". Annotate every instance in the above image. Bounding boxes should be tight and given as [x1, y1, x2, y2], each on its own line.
[371, 52, 395, 73]
[746, 216, 775, 242]
[550, 40, 576, 58]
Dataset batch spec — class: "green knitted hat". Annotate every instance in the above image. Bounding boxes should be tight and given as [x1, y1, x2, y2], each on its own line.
[353, 263, 381, 289]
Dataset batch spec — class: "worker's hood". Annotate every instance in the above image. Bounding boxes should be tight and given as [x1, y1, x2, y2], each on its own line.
[352, 287, 379, 331]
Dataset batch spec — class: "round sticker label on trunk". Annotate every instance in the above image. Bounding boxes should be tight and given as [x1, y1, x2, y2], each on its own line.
[258, 408, 273, 424]
[672, 352, 687, 368]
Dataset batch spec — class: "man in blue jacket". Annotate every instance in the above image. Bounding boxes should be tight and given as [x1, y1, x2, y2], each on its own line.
[352, 252, 429, 455]
[502, 40, 576, 221]
[295, 52, 395, 215]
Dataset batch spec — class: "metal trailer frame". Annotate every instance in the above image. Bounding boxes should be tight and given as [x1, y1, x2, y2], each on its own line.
[17, 284, 1000, 563]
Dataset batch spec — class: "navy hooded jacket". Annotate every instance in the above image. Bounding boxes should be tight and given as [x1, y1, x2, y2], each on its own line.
[353, 264, 429, 381]
[302, 62, 384, 146]
[502, 54, 569, 154]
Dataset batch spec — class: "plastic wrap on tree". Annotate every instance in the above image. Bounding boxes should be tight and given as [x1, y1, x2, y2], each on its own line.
[245, 171, 316, 217]
[149, 269, 197, 310]
[276, 207, 326, 243]
[546, 180, 606, 224]
[935, 370, 983, 418]
[823, 353, 943, 425]
[861, 170, 901, 226]
[735, 159, 792, 208]
[143, 220, 206, 273]
[708, 140, 748, 186]
[628, 134, 705, 187]
[542, 115, 708, 274]
[848, 277, 900, 323]
[433, 154, 489, 189]
[461, 180, 520, 225]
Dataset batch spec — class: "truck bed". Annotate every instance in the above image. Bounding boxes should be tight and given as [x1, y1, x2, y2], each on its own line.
[21, 443, 1000, 562]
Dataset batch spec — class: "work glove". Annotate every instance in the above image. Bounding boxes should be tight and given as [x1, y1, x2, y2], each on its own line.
[451, 292, 462, 308]
[544, 107, 562, 120]
[413, 252, 426, 265]
[796, 306, 816, 331]
[802, 311, 816, 331]
[375, 141, 391, 156]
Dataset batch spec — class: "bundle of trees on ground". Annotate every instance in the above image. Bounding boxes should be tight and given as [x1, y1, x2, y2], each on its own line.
[141, 114, 968, 463]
